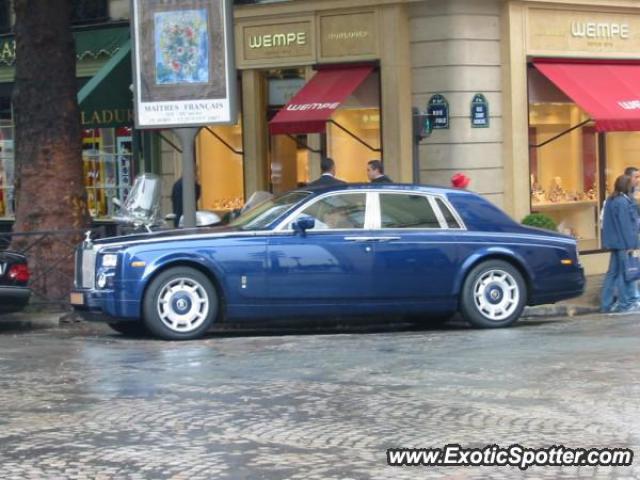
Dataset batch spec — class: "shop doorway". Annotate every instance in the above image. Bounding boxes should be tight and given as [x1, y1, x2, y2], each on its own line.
[266, 66, 382, 192]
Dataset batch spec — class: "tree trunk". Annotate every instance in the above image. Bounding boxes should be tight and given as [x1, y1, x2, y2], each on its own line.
[11, 0, 89, 304]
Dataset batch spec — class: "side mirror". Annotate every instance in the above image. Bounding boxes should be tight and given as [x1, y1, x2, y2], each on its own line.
[292, 215, 315, 235]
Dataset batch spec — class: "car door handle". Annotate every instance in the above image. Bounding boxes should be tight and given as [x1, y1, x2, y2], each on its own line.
[344, 236, 379, 242]
[343, 236, 400, 242]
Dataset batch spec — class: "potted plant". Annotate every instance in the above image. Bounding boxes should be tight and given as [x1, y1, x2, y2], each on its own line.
[521, 213, 557, 231]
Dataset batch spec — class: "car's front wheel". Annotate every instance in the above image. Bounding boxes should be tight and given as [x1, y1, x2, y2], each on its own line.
[460, 260, 526, 328]
[143, 266, 218, 340]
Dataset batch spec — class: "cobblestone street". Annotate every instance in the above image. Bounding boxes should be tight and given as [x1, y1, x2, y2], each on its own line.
[0, 314, 639, 479]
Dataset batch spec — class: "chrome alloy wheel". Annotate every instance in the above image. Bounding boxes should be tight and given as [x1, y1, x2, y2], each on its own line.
[156, 277, 210, 333]
[473, 269, 520, 321]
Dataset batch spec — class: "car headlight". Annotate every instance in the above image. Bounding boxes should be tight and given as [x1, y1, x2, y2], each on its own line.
[101, 254, 118, 268]
[97, 272, 108, 289]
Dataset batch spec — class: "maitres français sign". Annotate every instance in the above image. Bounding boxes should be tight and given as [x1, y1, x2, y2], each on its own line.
[131, 0, 237, 128]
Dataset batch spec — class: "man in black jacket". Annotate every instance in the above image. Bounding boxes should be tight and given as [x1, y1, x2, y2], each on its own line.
[308, 157, 346, 186]
[171, 177, 201, 228]
[367, 160, 392, 183]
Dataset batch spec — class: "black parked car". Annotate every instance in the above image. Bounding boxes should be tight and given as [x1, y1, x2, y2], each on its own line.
[0, 251, 30, 313]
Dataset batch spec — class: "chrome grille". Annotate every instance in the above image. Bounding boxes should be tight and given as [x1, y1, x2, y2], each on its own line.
[75, 246, 96, 289]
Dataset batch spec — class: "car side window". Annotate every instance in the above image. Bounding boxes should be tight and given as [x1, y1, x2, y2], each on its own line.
[435, 197, 461, 229]
[294, 193, 367, 230]
[380, 194, 441, 229]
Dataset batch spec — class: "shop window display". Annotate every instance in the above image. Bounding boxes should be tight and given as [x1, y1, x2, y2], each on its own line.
[528, 66, 640, 252]
[82, 127, 134, 219]
[196, 122, 244, 213]
[327, 108, 381, 182]
[327, 73, 381, 182]
[528, 68, 600, 251]
[0, 123, 14, 218]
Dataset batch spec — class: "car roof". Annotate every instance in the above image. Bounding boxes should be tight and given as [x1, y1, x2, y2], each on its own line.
[293, 183, 472, 196]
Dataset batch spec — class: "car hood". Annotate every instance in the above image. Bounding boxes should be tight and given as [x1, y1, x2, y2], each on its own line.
[92, 225, 249, 249]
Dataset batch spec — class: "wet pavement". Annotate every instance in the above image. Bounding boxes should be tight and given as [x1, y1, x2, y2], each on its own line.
[0, 314, 639, 479]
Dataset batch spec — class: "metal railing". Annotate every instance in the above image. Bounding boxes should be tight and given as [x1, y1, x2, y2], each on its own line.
[0, 227, 107, 309]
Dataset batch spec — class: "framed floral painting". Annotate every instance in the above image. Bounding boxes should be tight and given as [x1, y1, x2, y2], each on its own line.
[131, 0, 237, 128]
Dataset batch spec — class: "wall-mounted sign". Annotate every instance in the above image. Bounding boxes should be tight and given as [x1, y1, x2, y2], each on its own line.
[427, 94, 449, 129]
[527, 9, 640, 55]
[470, 93, 489, 128]
[131, 0, 237, 128]
[241, 21, 313, 62]
[319, 12, 377, 59]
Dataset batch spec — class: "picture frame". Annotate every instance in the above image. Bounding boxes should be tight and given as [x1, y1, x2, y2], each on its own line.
[131, 0, 237, 128]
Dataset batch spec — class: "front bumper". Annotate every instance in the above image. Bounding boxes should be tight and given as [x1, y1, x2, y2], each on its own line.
[70, 288, 140, 322]
[0, 286, 31, 313]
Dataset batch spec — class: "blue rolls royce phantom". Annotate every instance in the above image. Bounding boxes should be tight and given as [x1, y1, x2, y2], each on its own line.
[70, 184, 585, 340]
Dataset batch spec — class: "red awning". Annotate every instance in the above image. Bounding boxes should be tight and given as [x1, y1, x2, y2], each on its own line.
[534, 59, 640, 132]
[269, 65, 374, 135]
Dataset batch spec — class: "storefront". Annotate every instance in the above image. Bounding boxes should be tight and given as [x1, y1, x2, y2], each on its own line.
[503, 1, 640, 274]
[187, 0, 411, 218]
[0, 24, 140, 226]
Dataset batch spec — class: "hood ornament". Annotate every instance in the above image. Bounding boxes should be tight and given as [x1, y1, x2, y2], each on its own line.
[83, 230, 93, 248]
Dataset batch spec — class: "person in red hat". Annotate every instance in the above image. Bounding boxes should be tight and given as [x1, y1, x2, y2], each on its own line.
[451, 172, 470, 189]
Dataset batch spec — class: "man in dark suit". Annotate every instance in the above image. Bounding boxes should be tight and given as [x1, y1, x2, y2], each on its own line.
[367, 160, 392, 183]
[171, 177, 201, 228]
[308, 157, 346, 187]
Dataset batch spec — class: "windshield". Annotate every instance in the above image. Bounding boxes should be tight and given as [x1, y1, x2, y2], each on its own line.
[230, 191, 311, 230]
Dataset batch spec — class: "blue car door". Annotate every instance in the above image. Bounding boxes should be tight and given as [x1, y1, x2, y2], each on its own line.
[369, 192, 461, 305]
[266, 192, 375, 303]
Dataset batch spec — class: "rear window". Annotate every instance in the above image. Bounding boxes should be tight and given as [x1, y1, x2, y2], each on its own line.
[435, 197, 461, 229]
[380, 194, 440, 229]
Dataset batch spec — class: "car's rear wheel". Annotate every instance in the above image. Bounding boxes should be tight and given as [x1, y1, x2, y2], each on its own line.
[460, 260, 526, 328]
[107, 321, 148, 337]
[143, 266, 218, 340]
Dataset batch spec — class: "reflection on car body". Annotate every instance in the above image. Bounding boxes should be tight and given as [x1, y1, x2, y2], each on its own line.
[70, 184, 585, 340]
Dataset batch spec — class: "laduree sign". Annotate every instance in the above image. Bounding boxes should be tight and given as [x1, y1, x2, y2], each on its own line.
[131, 0, 237, 128]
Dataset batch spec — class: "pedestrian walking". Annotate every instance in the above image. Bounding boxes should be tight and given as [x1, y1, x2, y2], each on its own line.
[600, 174, 640, 313]
[366, 160, 392, 183]
[308, 158, 346, 187]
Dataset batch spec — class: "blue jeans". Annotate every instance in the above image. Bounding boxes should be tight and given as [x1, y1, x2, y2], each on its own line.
[601, 250, 637, 312]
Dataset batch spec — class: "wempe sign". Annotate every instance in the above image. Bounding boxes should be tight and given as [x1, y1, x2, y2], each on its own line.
[131, 0, 237, 128]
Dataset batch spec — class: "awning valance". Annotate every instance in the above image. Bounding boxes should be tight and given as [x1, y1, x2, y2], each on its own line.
[269, 65, 374, 135]
[0, 25, 130, 66]
[78, 39, 132, 127]
[534, 59, 640, 132]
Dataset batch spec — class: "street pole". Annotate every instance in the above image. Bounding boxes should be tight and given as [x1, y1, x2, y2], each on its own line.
[412, 107, 420, 184]
[174, 127, 199, 228]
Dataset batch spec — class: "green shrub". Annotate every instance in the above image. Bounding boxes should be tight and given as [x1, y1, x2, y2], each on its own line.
[521, 213, 557, 231]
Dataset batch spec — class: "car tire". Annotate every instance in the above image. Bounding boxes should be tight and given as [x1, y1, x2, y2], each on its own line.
[107, 321, 148, 337]
[143, 266, 218, 340]
[460, 260, 526, 328]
